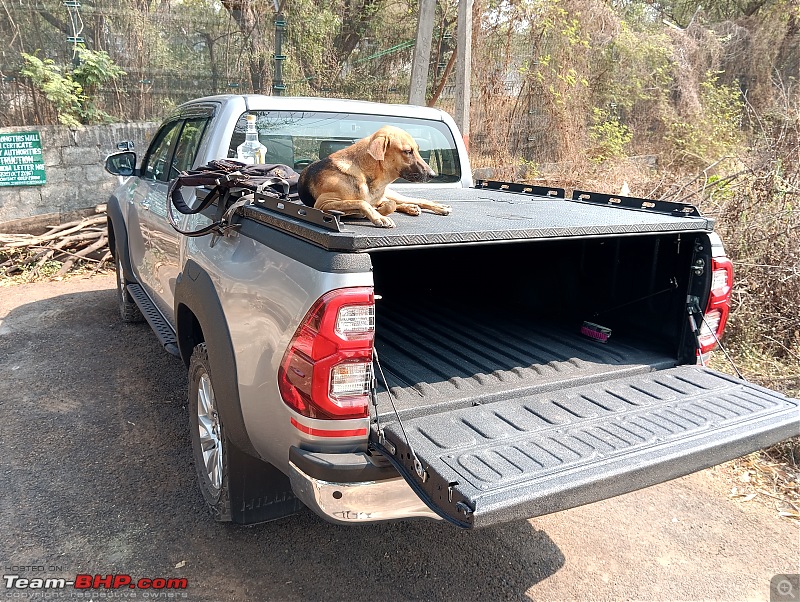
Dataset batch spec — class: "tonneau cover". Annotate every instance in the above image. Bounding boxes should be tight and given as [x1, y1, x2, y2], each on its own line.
[238, 187, 715, 252]
[372, 366, 798, 528]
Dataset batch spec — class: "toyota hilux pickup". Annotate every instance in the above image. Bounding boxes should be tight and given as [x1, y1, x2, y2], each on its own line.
[104, 94, 798, 528]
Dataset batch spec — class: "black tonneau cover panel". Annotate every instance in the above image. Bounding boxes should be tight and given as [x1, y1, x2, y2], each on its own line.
[372, 366, 798, 528]
[239, 187, 714, 251]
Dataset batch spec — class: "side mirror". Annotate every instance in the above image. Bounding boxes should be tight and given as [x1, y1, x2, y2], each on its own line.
[105, 151, 138, 176]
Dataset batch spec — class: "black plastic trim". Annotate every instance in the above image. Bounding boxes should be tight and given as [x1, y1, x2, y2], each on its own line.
[475, 179, 566, 199]
[126, 283, 180, 356]
[572, 189, 702, 217]
[106, 196, 134, 279]
[174, 259, 258, 457]
[376, 366, 799, 528]
[249, 192, 343, 231]
[167, 100, 219, 121]
[288, 447, 398, 483]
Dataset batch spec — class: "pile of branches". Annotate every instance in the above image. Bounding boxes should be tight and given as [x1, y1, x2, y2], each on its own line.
[0, 210, 112, 279]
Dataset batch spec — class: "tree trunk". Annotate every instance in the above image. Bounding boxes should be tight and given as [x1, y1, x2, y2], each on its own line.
[220, 0, 273, 94]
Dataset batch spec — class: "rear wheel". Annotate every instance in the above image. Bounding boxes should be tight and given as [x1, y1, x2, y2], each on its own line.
[115, 255, 143, 323]
[188, 343, 232, 521]
[187, 341, 303, 524]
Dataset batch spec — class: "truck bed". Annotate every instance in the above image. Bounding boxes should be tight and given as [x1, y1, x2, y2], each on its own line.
[237, 186, 715, 252]
[374, 301, 677, 417]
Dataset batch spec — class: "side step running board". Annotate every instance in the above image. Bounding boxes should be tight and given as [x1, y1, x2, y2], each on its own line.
[126, 283, 180, 357]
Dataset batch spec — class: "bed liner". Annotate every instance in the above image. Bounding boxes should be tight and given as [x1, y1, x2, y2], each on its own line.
[373, 301, 677, 417]
[370, 299, 798, 528]
[371, 366, 799, 528]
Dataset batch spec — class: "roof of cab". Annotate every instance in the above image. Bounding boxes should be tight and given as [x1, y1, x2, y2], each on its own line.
[177, 94, 452, 122]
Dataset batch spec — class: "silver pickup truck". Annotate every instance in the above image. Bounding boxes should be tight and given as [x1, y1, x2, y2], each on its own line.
[104, 94, 798, 529]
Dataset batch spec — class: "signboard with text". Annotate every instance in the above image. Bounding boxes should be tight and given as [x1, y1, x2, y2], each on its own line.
[0, 131, 46, 187]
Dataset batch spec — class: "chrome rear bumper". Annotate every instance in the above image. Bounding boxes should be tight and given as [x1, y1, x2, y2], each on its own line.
[288, 461, 441, 525]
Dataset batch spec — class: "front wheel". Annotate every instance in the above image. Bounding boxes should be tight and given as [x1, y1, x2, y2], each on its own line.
[188, 343, 232, 521]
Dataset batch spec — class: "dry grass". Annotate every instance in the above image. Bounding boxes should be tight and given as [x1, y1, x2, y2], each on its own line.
[708, 351, 800, 521]
[720, 440, 800, 521]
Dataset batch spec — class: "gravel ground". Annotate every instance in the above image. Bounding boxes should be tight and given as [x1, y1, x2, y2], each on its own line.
[1, 275, 797, 602]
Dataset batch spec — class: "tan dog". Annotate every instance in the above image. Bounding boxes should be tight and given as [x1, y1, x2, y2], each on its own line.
[297, 125, 451, 228]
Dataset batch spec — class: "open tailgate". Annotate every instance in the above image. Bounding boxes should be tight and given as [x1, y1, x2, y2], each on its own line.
[372, 366, 799, 528]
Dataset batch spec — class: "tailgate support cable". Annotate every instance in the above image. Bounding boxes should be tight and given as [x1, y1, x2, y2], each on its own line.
[371, 348, 428, 482]
[687, 301, 745, 379]
[699, 312, 745, 379]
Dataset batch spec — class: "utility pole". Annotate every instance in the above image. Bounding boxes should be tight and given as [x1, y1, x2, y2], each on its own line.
[453, 0, 472, 148]
[273, 0, 287, 95]
[408, 0, 436, 106]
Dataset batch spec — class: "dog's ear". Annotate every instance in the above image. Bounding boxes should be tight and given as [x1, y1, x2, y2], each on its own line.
[368, 134, 389, 161]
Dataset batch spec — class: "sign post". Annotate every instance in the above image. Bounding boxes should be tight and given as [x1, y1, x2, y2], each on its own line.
[0, 131, 47, 187]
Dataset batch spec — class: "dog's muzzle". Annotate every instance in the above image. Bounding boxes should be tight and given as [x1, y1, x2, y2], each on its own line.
[402, 164, 437, 182]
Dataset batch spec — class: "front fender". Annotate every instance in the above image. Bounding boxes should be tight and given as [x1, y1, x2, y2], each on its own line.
[107, 195, 135, 279]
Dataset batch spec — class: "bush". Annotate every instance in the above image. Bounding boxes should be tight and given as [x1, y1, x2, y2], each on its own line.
[588, 107, 632, 162]
[20, 48, 125, 127]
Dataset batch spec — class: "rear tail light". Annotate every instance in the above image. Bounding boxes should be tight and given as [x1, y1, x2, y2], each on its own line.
[278, 287, 374, 420]
[335, 305, 375, 339]
[698, 257, 733, 354]
[331, 362, 372, 397]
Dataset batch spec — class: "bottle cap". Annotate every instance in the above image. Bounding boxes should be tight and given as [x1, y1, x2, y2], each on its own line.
[245, 114, 256, 123]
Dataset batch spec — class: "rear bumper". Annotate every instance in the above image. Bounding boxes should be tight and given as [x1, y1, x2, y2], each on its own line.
[288, 459, 440, 525]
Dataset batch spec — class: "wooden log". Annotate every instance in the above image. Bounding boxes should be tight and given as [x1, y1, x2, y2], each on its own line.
[4, 216, 107, 249]
[55, 235, 108, 276]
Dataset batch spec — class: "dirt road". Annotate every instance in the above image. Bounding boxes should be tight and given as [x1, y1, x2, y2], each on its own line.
[0, 275, 797, 601]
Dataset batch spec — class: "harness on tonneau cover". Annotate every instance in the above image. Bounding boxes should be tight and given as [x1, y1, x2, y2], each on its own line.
[167, 159, 300, 239]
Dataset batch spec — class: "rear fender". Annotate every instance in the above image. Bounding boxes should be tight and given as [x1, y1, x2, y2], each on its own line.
[174, 259, 258, 458]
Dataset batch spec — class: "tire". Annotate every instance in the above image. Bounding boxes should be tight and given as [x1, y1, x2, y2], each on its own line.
[188, 343, 232, 522]
[115, 255, 144, 323]
[187, 341, 303, 524]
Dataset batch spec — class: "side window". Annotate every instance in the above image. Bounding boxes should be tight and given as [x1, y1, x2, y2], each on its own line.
[141, 121, 181, 182]
[173, 118, 210, 174]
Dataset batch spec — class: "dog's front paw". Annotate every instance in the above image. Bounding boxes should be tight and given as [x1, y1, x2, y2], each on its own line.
[435, 204, 452, 216]
[373, 215, 396, 228]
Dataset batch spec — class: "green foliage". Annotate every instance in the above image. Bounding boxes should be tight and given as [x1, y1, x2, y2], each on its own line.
[72, 48, 126, 94]
[72, 48, 126, 123]
[284, 0, 340, 93]
[20, 47, 126, 126]
[666, 72, 744, 164]
[588, 107, 632, 162]
[527, 0, 592, 107]
[20, 52, 83, 127]
[599, 20, 674, 111]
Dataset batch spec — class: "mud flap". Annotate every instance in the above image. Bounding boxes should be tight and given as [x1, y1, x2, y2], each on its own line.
[371, 366, 799, 529]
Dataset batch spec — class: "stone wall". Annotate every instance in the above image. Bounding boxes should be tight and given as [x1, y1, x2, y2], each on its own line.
[0, 122, 158, 232]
